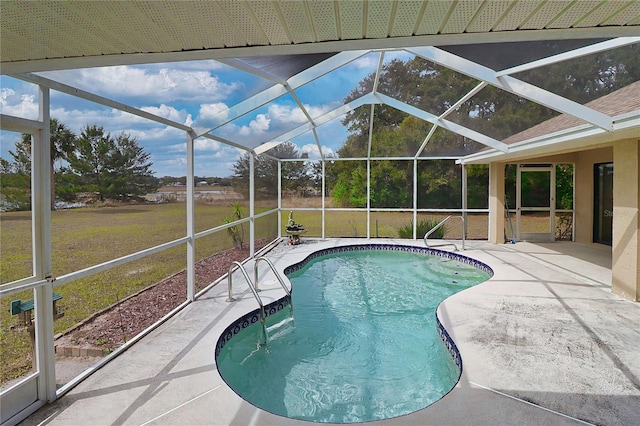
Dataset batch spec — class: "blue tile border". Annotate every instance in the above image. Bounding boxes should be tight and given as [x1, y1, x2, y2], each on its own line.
[284, 243, 494, 277]
[215, 295, 291, 357]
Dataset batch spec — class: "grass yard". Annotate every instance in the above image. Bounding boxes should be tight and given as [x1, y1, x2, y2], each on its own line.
[1, 202, 277, 386]
[282, 209, 490, 239]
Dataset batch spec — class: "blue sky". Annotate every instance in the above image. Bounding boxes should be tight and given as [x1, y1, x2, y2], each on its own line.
[0, 53, 402, 177]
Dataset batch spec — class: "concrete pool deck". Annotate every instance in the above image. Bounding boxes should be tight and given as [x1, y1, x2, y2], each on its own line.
[22, 239, 639, 426]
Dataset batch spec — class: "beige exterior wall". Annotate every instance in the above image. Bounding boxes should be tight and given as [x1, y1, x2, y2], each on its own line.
[489, 148, 614, 246]
[573, 147, 613, 244]
[612, 139, 639, 301]
[488, 162, 505, 244]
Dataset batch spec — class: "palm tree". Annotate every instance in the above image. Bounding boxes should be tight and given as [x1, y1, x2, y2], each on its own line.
[17, 118, 76, 209]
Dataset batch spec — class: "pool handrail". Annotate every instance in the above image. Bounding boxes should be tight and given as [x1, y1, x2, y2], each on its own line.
[424, 215, 465, 251]
[227, 261, 268, 344]
[255, 256, 293, 318]
[227, 261, 264, 310]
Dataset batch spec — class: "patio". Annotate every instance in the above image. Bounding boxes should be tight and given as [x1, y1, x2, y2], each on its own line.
[22, 239, 639, 426]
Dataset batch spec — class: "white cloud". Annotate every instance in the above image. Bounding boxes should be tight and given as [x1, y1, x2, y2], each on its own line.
[250, 114, 271, 132]
[141, 104, 187, 123]
[0, 90, 38, 119]
[267, 103, 334, 124]
[195, 139, 221, 151]
[301, 143, 334, 159]
[168, 138, 227, 153]
[348, 55, 379, 70]
[198, 102, 229, 124]
[41, 65, 241, 103]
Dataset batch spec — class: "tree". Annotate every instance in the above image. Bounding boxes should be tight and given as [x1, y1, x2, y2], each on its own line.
[67, 125, 158, 201]
[332, 45, 639, 208]
[0, 156, 31, 211]
[10, 118, 76, 209]
[105, 132, 159, 200]
[231, 142, 310, 199]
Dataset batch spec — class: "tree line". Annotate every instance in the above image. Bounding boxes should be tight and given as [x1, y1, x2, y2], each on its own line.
[232, 42, 637, 210]
[1, 121, 159, 210]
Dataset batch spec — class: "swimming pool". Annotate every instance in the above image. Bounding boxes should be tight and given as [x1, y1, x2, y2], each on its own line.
[215, 244, 492, 423]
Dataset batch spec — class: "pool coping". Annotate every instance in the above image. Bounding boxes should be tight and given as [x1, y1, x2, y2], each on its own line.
[20, 238, 640, 426]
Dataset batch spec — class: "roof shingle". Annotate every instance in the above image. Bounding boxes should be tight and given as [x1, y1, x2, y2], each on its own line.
[503, 80, 640, 144]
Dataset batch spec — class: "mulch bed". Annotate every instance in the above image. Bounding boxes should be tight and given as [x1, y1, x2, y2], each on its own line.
[55, 239, 272, 353]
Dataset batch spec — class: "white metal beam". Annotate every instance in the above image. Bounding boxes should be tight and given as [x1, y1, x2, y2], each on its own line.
[496, 37, 640, 77]
[199, 50, 370, 137]
[197, 85, 288, 137]
[33, 86, 56, 404]
[375, 93, 509, 152]
[286, 50, 371, 89]
[312, 127, 324, 160]
[407, 46, 613, 130]
[186, 131, 196, 302]
[3, 28, 637, 75]
[0, 114, 45, 133]
[249, 154, 255, 258]
[414, 81, 487, 157]
[253, 92, 379, 155]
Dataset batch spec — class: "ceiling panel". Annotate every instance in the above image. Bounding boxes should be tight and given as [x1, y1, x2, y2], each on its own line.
[0, 1, 638, 73]
[248, 1, 290, 45]
[441, 0, 484, 34]
[307, 1, 339, 42]
[521, 1, 574, 30]
[278, 0, 314, 43]
[416, 1, 455, 34]
[547, 1, 602, 28]
[493, 1, 542, 31]
[339, 1, 364, 40]
[366, 1, 394, 38]
[218, 1, 269, 46]
[603, 1, 640, 25]
[390, 1, 425, 36]
[466, 0, 515, 32]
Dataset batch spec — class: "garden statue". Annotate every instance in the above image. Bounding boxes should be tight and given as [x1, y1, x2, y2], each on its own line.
[285, 211, 306, 245]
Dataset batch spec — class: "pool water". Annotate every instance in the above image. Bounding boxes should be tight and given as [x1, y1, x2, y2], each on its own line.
[216, 247, 491, 423]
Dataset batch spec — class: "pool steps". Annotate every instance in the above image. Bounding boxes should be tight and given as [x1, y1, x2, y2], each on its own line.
[266, 316, 295, 340]
[226, 258, 293, 345]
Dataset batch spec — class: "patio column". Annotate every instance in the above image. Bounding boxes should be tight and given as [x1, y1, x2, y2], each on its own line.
[612, 139, 639, 301]
[488, 162, 505, 244]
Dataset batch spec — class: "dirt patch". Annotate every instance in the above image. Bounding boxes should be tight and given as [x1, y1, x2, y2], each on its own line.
[54, 239, 272, 353]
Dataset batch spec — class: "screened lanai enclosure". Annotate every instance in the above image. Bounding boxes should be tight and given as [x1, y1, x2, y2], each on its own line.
[1, 1, 639, 424]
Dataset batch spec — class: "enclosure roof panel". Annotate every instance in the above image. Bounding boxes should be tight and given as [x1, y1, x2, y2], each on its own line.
[233, 53, 339, 82]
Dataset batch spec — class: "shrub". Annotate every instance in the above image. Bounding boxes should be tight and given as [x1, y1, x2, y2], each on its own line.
[397, 218, 447, 239]
[224, 203, 245, 249]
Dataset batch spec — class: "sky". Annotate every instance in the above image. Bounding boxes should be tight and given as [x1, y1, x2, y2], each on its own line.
[0, 51, 410, 178]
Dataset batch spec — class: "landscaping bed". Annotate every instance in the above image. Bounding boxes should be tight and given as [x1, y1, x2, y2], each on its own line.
[54, 239, 271, 354]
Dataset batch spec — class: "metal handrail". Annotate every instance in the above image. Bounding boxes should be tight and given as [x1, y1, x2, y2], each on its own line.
[255, 256, 293, 317]
[254, 257, 290, 295]
[227, 261, 268, 344]
[424, 215, 465, 251]
[227, 261, 263, 308]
